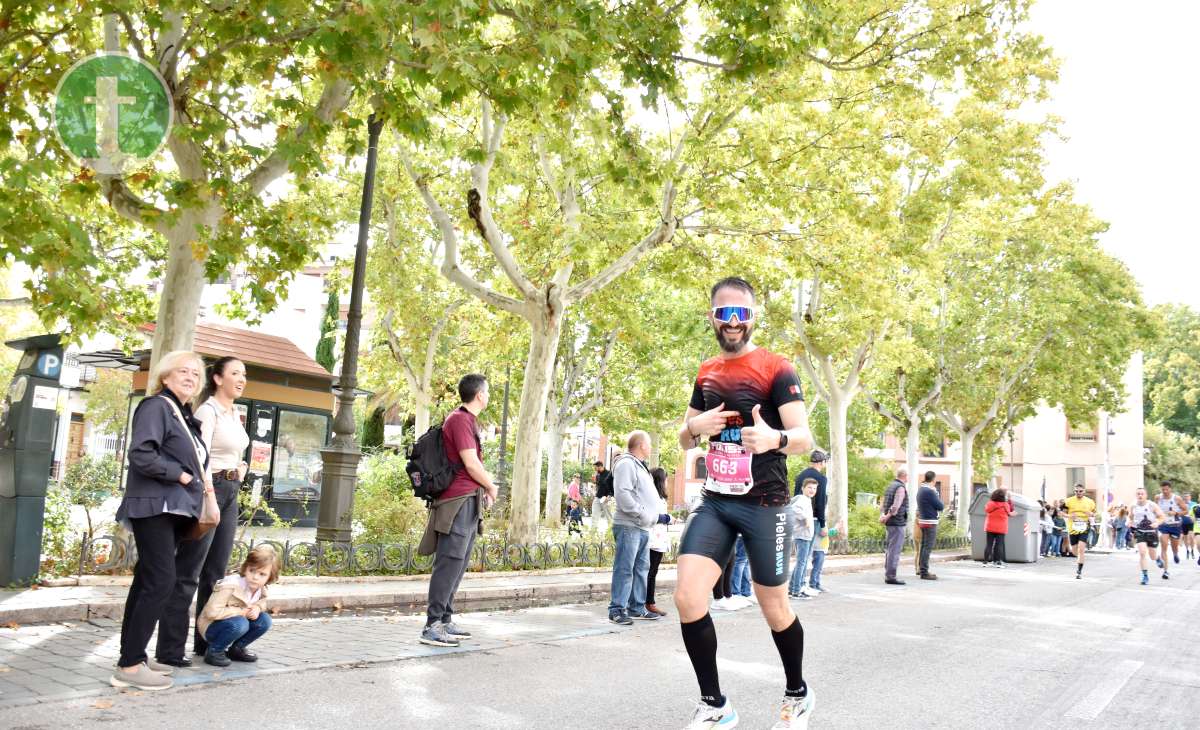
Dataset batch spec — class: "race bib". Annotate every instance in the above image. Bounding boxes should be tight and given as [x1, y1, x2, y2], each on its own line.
[704, 441, 754, 495]
[1072, 519, 1087, 532]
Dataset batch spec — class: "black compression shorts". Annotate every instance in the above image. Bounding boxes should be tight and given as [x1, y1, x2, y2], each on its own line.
[678, 492, 792, 587]
[1069, 532, 1089, 546]
[1134, 529, 1158, 548]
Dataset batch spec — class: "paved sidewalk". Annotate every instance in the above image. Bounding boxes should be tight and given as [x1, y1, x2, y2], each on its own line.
[0, 549, 967, 625]
[0, 550, 966, 709]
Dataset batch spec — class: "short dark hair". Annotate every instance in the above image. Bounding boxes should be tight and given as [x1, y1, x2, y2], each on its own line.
[989, 488, 1007, 502]
[923, 470, 936, 483]
[594, 460, 605, 468]
[458, 373, 488, 403]
[1160, 480, 1172, 488]
[710, 277, 756, 305]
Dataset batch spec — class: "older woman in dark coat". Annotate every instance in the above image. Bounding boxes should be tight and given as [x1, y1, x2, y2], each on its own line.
[110, 351, 211, 692]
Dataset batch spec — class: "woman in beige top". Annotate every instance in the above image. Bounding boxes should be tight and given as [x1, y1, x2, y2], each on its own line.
[184, 356, 250, 657]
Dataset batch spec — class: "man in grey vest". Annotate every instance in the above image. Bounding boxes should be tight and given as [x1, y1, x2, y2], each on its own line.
[880, 468, 908, 585]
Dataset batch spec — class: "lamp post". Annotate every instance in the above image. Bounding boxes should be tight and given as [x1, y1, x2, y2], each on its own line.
[1101, 414, 1115, 548]
[317, 113, 384, 544]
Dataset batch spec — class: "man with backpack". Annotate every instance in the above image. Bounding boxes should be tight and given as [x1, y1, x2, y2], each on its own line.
[416, 374, 497, 648]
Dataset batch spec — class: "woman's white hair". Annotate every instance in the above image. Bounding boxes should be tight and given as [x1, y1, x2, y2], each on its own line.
[148, 350, 204, 397]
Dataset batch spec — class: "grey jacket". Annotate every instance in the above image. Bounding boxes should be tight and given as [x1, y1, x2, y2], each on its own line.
[611, 453, 659, 530]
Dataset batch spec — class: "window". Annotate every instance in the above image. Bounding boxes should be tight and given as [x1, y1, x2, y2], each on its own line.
[922, 439, 946, 458]
[270, 409, 330, 500]
[693, 455, 707, 480]
[1067, 421, 1096, 442]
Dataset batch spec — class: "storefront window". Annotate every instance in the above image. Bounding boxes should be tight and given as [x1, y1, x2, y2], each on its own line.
[270, 409, 328, 499]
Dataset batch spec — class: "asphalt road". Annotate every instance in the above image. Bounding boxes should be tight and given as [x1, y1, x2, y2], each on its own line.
[2, 549, 1196, 729]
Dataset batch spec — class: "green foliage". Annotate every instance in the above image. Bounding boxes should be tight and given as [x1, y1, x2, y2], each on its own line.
[59, 455, 121, 541]
[848, 503, 885, 540]
[314, 288, 339, 373]
[1144, 304, 1200, 438]
[39, 485, 75, 578]
[85, 369, 132, 438]
[353, 450, 427, 542]
[360, 406, 385, 450]
[1144, 422, 1200, 493]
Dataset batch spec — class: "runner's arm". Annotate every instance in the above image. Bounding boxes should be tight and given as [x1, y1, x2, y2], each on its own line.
[774, 400, 814, 456]
[679, 406, 703, 449]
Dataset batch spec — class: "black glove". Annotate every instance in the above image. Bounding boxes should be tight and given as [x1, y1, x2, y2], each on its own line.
[657, 513, 671, 525]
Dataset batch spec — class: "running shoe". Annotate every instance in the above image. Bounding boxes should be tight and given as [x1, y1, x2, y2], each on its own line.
[419, 623, 461, 647]
[797, 592, 813, 601]
[771, 690, 816, 729]
[1174, 553, 1180, 564]
[1156, 557, 1164, 569]
[609, 611, 634, 625]
[1140, 573, 1149, 586]
[628, 609, 661, 621]
[441, 621, 472, 640]
[1162, 571, 1170, 580]
[728, 595, 752, 610]
[802, 585, 822, 595]
[685, 698, 738, 729]
[710, 598, 734, 611]
[744, 593, 759, 604]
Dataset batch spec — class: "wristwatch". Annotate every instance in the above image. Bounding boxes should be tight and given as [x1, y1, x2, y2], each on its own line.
[776, 430, 789, 452]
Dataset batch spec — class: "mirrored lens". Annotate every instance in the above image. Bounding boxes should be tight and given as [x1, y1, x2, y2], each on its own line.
[712, 306, 754, 323]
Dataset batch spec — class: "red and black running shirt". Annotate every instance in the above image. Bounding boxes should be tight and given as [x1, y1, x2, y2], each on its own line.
[689, 348, 804, 503]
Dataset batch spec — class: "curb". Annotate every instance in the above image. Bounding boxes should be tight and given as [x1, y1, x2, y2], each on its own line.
[3, 551, 969, 625]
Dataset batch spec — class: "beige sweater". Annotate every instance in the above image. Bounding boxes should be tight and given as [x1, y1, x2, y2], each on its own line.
[198, 576, 269, 636]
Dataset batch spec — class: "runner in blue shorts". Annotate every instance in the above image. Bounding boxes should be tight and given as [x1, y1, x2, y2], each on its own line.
[1179, 491, 1195, 560]
[675, 277, 815, 730]
[1155, 481, 1184, 567]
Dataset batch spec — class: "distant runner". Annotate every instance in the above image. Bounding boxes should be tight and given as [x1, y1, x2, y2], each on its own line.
[1155, 481, 1184, 567]
[1063, 484, 1096, 580]
[1130, 487, 1166, 585]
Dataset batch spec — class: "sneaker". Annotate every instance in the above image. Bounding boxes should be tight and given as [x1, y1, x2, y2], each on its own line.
[710, 597, 734, 611]
[788, 592, 800, 599]
[772, 690, 816, 729]
[1174, 553, 1180, 564]
[441, 620, 472, 640]
[609, 611, 634, 626]
[995, 562, 1006, 568]
[809, 584, 824, 592]
[920, 573, 938, 580]
[800, 586, 819, 596]
[628, 609, 661, 621]
[1162, 571, 1170, 580]
[1141, 573, 1149, 586]
[685, 697, 739, 729]
[1156, 558, 1164, 569]
[797, 592, 813, 601]
[144, 658, 176, 675]
[728, 596, 752, 610]
[1075, 573, 1081, 580]
[743, 593, 759, 604]
[419, 623, 462, 647]
[110, 662, 173, 691]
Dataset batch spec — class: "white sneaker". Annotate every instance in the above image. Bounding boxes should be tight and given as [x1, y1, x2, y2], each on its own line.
[771, 690, 816, 729]
[726, 596, 750, 610]
[743, 593, 759, 604]
[711, 597, 733, 611]
[685, 698, 739, 729]
[799, 586, 818, 597]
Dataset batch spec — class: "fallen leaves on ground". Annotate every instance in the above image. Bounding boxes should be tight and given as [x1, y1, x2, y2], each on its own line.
[92, 699, 113, 709]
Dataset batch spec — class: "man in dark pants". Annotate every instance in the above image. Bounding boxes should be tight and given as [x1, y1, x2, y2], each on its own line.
[914, 471, 944, 580]
[417, 374, 497, 648]
[880, 469, 908, 585]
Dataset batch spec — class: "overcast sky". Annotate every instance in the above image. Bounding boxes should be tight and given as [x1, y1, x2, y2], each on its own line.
[1031, 1, 1197, 310]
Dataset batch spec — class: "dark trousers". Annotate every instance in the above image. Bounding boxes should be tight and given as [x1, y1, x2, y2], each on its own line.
[647, 549, 664, 604]
[918, 525, 937, 575]
[119, 513, 193, 667]
[192, 476, 242, 652]
[426, 496, 479, 626]
[984, 531, 1007, 563]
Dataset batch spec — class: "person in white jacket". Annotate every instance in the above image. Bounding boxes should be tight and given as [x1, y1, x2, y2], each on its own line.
[787, 479, 818, 598]
[646, 467, 673, 616]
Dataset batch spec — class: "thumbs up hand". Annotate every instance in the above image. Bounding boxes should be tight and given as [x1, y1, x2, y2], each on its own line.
[741, 404, 781, 455]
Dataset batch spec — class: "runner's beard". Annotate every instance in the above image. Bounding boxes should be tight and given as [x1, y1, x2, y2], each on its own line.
[714, 322, 753, 353]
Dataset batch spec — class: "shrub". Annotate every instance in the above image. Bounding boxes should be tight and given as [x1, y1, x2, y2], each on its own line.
[353, 449, 427, 542]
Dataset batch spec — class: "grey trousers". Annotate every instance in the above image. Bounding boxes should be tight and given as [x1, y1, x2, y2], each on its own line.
[918, 525, 937, 576]
[426, 496, 479, 626]
[884, 525, 906, 580]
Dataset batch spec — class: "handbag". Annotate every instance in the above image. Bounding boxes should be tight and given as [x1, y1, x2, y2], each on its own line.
[159, 395, 220, 541]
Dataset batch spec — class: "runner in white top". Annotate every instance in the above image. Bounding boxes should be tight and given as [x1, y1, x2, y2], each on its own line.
[1154, 481, 1185, 568]
[1130, 487, 1165, 585]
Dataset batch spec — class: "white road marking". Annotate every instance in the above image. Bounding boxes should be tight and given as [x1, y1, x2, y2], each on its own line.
[1063, 659, 1142, 720]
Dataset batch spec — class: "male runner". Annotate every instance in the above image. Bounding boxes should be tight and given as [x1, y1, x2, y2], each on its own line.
[675, 277, 814, 730]
[1155, 481, 1184, 567]
[1180, 491, 1195, 560]
[1130, 487, 1166, 584]
[1063, 484, 1096, 579]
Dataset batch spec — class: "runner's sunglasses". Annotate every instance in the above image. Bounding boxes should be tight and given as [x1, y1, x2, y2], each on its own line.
[711, 306, 755, 324]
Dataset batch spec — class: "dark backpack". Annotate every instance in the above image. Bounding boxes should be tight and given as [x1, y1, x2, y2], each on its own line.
[406, 423, 458, 503]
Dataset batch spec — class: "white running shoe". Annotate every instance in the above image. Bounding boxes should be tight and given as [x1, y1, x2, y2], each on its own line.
[771, 691, 816, 729]
[799, 586, 819, 597]
[711, 597, 733, 611]
[744, 593, 759, 604]
[728, 595, 752, 610]
[685, 698, 739, 729]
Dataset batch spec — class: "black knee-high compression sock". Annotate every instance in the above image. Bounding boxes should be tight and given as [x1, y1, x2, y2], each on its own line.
[771, 616, 807, 698]
[681, 613, 723, 707]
